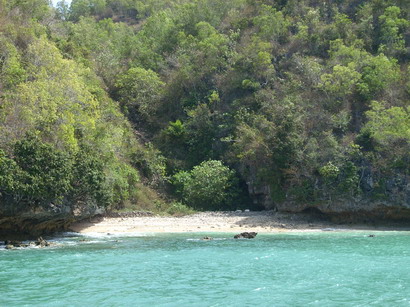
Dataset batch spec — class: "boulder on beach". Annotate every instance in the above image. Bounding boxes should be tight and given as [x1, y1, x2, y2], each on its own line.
[234, 232, 257, 239]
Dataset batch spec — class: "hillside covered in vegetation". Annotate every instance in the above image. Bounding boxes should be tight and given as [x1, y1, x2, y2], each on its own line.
[1, 0, 410, 233]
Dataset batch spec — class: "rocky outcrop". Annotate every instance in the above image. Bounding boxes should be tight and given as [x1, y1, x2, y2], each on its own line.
[234, 232, 258, 239]
[35, 236, 50, 247]
[277, 199, 410, 223]
[247, 171, 410, 222]
[4, 237, 53, 249]
[0, 202, 105, 239]
[247, 181, 275, 210]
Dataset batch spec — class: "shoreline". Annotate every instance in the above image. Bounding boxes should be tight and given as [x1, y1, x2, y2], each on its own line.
[69, 211, 410, 234]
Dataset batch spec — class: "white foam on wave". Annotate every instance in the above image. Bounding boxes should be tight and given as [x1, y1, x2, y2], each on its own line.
[60, 231, 81, 237]
[61, 231, 151, 238]
[253, 287, 266, 291]
[186, 238, 217, 242]
[43, 231, 152, 247]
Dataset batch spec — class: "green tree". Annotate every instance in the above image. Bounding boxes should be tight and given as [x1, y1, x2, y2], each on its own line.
[12, 136, 73, 206]
[172, 160, 238, 210]
[378, 6, 409, 58]
[0, 37, 26, 89]
[365, 101, 410, 145]
[253, 4, 290, 43]
[71, 146, 109, 206]
[115, 67, 165, 123]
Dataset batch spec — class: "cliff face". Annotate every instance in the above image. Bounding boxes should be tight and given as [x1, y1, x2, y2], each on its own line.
[248, 173, 410, 222]
[0, 202, 104, 238]
[277, 199, 410, 223]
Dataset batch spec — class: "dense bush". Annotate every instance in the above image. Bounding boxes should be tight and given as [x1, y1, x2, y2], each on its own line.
[0, 137, 73, 207]
[0, 135, 138, 212]
[2, 0, 410, 215]
[173, 160, 239, 210]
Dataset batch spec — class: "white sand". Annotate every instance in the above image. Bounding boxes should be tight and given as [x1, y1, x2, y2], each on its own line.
[69, 211, 343, 234]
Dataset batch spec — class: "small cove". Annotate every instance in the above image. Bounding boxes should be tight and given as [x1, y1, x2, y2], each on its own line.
[1, 231, 410, 306]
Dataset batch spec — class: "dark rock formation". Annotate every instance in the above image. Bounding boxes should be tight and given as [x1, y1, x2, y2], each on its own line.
[277, 199, 410, 223]
[4, 240, 26, 248]
[4, 240, 23, 246]
[0, 202, 105, 239]
[35, 237, 50, 247]
[247, 170, 410, 223]
[234, 232, 258, 239]
[3, 237, 52, 249]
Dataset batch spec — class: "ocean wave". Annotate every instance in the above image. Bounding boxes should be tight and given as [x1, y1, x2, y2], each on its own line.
[60, 231, 151, 238]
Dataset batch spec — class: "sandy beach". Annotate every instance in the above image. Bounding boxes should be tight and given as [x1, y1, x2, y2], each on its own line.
[69, 211, 399, 234]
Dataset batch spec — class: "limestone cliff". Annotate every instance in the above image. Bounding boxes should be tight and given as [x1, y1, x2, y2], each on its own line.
[0, 202, 104, 238]
[248, 173, 410, 222]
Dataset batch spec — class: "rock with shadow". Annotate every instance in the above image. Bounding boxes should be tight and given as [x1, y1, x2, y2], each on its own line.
[234, 232, 258, 239]
[4, 236, 51, 249]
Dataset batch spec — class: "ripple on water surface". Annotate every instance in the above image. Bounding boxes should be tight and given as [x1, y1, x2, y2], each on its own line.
[1, 231, 410, 306]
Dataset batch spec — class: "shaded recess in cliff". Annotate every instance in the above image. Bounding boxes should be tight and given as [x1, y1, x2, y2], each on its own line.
[0, 203, 104, 239]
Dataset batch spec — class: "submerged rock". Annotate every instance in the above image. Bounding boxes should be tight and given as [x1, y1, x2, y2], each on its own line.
[3, 237, 52, 249]
[202, 236, 213, 240]
[4, 240, 29, 248]
[5, 240, 22, 246]
[234, 232, 258, 239]
[35, 237, 50, 247]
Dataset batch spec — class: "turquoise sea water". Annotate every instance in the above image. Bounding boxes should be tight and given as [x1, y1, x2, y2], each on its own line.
[1, 231, 410, 306]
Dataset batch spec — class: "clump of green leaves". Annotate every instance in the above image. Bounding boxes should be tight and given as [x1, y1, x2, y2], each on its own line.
[166, 201, 195, 216]
[0, 134, 139, 212]
[172, 160, 238, 210]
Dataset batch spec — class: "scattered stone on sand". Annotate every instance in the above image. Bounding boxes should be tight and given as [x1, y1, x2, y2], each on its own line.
[234, 232, 258, 239]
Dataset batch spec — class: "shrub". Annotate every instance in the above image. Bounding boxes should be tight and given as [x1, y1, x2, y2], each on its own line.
[166, 201, 195, 216]
[12, 136, 73, 206]
[172, 160, 238, 210]
[71, 146, 108, 206]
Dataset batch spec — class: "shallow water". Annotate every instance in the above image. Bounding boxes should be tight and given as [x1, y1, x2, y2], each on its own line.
[1, 231, 410, 306]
